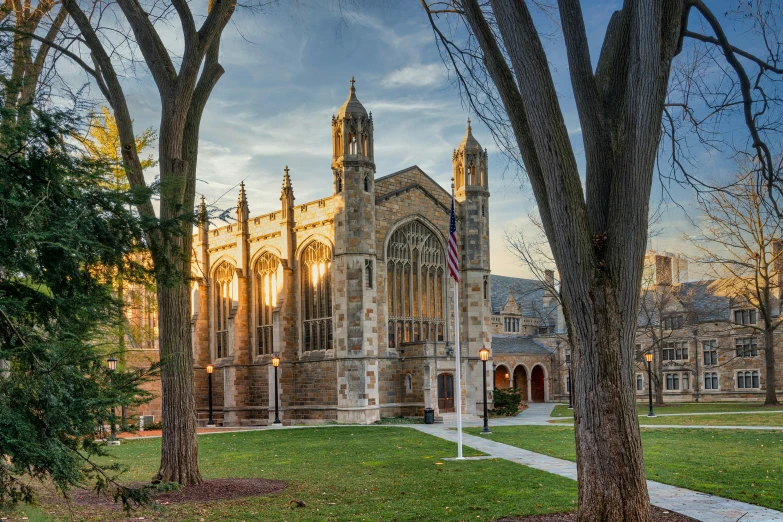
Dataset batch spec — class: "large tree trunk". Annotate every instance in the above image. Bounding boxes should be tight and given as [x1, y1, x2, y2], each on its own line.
[151, 122, 202, 485]
[764, 327, 779, 405]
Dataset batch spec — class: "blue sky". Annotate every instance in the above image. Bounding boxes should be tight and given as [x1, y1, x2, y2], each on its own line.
[110, 0, 758, 279]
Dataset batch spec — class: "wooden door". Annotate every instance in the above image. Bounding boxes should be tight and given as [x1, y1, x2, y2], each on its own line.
[437, 373, 454, 412]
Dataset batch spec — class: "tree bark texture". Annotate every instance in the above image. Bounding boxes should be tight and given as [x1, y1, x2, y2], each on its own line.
[457, 0, 685, 519]
[764, 327, 778, 404]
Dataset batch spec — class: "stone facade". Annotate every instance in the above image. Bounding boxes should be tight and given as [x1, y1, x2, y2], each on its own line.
[186, 80, 494, 426]
[489, 254, 783, 404]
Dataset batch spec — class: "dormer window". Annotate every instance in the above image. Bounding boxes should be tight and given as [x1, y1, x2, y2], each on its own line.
[503, 317, 520, 333]
[662, 314, 684, 330]
[734, 308, 756, 325]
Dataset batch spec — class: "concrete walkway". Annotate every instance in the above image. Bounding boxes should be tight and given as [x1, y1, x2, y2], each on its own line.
[416, 404, 783, 522]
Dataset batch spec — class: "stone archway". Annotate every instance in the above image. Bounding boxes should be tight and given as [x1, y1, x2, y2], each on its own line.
[494, 365, 510, 389]
[513, 365, 528, 401]
[531, 365, 546, 402]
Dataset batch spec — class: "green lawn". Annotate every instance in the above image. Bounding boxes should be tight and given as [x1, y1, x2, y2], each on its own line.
[549, 412, 783, 427]
[31, 427, 577, 521]
[550, 402, 783, 418]
[638, 412, 783, 426]
[465, 425, 783, 511]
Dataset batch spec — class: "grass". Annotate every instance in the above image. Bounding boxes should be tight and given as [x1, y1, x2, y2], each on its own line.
[34, 427, 577, 521]
[549, 412, 783, 427]
[550, 402, 783, 419]
[638, 412, 783, 427]
[465, 425, 783, 511]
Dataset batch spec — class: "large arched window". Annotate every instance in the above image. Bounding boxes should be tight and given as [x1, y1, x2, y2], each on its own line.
[386, 220, 445, 348]
[255, 252, 279, 356]
[301, 241, 332, 351]
[213, 261, 235, 358]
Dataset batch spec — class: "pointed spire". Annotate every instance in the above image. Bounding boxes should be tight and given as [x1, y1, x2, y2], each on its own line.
[237, 181, 247, 207]
[281, 165, 295, 219]
[337, 76, 368, 118]
[458, 117, 482, 151]
[198, 194, 208, 229]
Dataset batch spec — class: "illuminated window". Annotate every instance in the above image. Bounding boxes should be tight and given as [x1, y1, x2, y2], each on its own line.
[213, 262, 235, 358]
[387, 220, 445, 348]
[255, 252, 279, 356]
[301, 241, 332, 351]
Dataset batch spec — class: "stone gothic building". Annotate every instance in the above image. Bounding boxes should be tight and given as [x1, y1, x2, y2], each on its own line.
[188, 80, 494, 426]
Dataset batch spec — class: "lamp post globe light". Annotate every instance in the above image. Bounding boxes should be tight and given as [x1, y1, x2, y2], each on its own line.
[645, 352, 655, 417]
[106, 357, 120, 445]
[478, 346, 491, 434]
[206, 364, 215, 427]
[272, 354, 281, 424]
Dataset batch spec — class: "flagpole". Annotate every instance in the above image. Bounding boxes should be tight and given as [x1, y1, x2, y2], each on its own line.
[451, 179, 464, 460]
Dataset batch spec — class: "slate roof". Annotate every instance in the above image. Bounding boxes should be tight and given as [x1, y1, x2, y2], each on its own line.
[637, 279, 733, 327]
[492, 335, 554, 355]
[490, 274, 558, 327]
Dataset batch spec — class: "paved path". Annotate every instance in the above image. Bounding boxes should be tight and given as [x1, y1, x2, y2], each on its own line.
[414, 420, 783, 522]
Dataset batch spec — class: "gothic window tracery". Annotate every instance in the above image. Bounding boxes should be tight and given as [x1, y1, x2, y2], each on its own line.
[302, 241, 333, 351]
[213, 262, 235, 358]
[255, 252, 279, 356]
[386, 220, 445, 348]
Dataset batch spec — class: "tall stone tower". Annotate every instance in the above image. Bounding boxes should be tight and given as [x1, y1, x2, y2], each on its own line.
[453, 119, 492, 414]
[331, 78, 380, 423]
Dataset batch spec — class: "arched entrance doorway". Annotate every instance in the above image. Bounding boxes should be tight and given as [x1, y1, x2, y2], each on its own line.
[513, 365, 528, 401]
[437, 373, 454, 412]
[531, 365, 546, 402]
[494, 365, 510, 389]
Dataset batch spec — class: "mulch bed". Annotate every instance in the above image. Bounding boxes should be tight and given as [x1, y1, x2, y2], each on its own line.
[498, 506, 698, 521]
[71, 478, 286, 509]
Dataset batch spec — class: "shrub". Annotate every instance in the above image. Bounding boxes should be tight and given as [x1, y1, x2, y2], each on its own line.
[490, 387, 523, 416]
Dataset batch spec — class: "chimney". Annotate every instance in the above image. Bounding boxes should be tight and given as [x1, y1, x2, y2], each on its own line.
[655, 255, 672, 286]
[773, 239, 783, 312]
[544, 269, 555, 289]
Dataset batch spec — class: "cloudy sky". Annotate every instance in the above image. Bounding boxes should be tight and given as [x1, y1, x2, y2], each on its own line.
[107, 0, 757, 280]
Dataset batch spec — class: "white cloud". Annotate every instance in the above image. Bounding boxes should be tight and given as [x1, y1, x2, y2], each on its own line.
[383, 64, 446, 88]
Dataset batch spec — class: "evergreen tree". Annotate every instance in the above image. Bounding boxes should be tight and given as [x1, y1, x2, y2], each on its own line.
[0, 102, 156, 508]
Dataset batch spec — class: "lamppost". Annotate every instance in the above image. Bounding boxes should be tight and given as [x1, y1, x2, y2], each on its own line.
[106, 356, 120, 445]
[478, 346, 490, 434]
[645, 352, 655, 417]
[567, 360, 573, 410]
[272, 353, 281, 424]
[206, 364, 215, 427]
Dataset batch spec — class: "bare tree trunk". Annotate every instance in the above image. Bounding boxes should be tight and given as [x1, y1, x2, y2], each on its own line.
[571, 277, 649, 521]
[764, 327, 779, 405]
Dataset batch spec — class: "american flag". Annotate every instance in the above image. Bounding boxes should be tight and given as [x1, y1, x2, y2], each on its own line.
[448, 196, 459, 282]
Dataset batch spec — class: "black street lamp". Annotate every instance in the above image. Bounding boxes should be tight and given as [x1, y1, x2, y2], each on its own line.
[567, 361, 573, 410]
[206, 364, 215, 426]
[106, 357, 119, 445]
[645, 352, 655, 417]
[479, 346, 490, 434]
[272, 354, 281, 424]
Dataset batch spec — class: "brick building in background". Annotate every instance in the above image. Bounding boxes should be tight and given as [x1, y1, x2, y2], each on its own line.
[490, 253, 783, 405]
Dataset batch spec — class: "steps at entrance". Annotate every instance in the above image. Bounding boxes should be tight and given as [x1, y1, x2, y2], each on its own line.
[433, 416, 444, 424]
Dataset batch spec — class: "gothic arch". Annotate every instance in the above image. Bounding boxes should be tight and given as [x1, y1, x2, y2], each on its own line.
[531, 363, 548, 402]
[299, 240, 333, 352]
[212, 260, 236, 359]
[253, 251, 281, 356]
[295, 234, 335, 261]
[385, 217, 447, 347]
[494, 364, 511, 389]
[383, 214, 447, 256]
[512, 364, 530, 401]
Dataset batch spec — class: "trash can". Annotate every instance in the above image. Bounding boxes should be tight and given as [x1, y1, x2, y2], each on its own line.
[424, 408, 435, 424]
